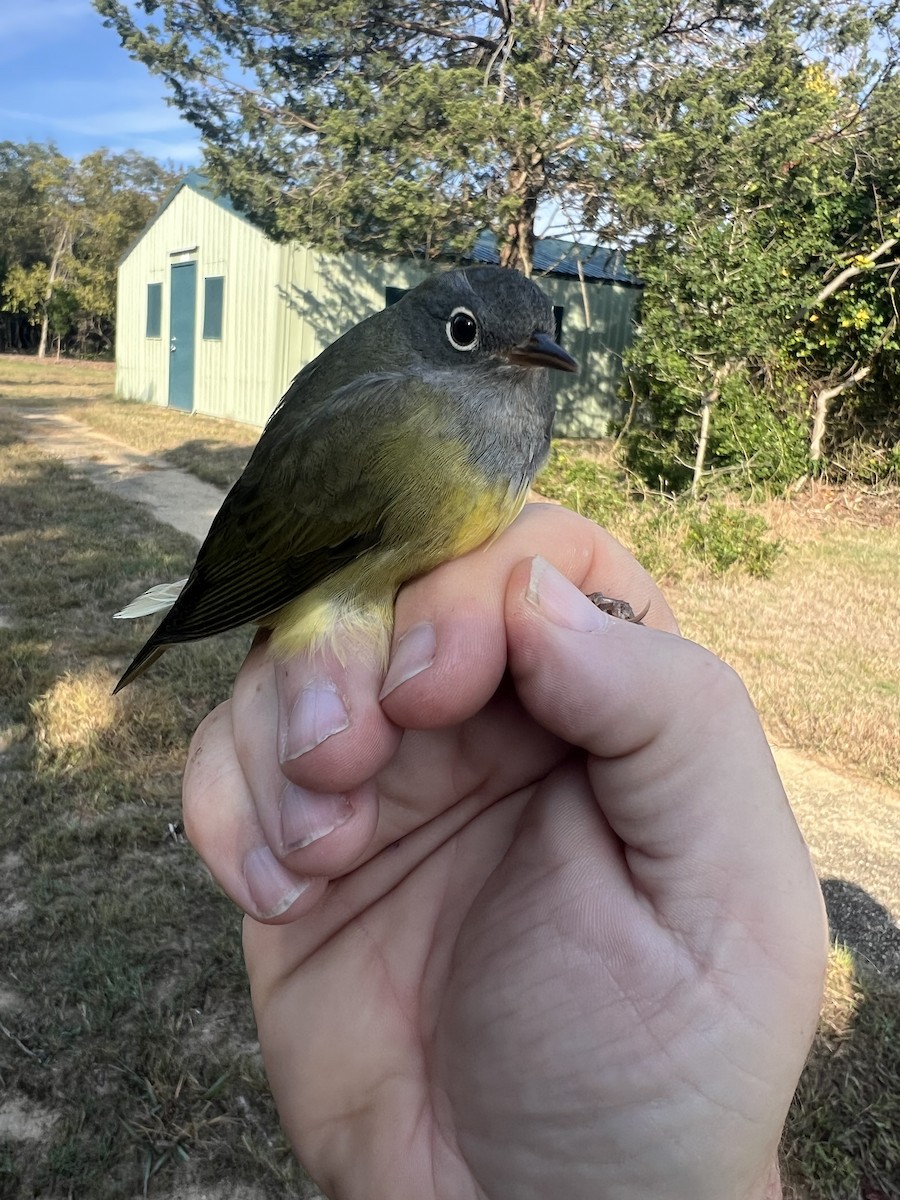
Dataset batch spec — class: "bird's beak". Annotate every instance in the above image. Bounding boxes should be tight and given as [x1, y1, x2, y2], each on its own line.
[506, 330, 578, 373]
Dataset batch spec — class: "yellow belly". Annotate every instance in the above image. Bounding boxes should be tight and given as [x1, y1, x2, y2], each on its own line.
[269, 472, 528, 666]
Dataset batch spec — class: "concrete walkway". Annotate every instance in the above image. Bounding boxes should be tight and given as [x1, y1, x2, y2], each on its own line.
[16, 408, 225, 543]
[14, 406, 900, 980]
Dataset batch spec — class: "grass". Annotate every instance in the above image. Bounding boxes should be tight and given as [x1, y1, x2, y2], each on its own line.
[0, 354, 257, 488]
[2, 354, 900, 1197]
[0, 369, 313, 1197]
[784, 947, 900, 1200]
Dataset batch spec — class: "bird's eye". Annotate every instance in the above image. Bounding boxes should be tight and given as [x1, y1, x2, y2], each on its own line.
[446, 308, 479, 351]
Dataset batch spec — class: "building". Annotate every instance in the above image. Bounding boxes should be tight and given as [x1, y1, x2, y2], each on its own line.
[115, 172, 641, 437]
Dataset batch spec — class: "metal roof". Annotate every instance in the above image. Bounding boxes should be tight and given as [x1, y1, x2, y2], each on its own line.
[470, 231, 639, 286]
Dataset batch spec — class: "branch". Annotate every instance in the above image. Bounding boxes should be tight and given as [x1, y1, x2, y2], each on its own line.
[815, 363, 871, 412]
[379, 16, 498, 52]
[813, 237, 899, 307]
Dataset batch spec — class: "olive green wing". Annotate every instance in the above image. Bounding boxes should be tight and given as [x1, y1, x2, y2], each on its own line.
[114, 374, 439, 690]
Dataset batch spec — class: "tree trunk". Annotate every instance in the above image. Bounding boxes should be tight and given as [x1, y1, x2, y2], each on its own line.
[37, 313, 50, 359]
[499, 200, 537, 276]
[809, 365, 871, 462]
[691, 364, 729, 498]
[498, 149, 545, 276]
[37, 225, 69, 359]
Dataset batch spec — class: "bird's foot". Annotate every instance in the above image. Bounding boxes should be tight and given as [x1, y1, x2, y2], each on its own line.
[586, 592, 649, 625]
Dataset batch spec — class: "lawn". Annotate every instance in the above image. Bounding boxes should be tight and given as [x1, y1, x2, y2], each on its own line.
[1, 355, 899, 1198]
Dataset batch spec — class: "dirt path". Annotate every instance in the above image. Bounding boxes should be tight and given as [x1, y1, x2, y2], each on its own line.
[16, 407, 224, 543]
[16, 409, 900, 979]
[774, 747, 900, 978]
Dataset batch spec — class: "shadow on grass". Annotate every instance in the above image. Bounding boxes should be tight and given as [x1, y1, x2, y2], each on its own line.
[164, 437, 254, 490]
[783, 880, 900, 1200]
[0, 418, 314, 1198]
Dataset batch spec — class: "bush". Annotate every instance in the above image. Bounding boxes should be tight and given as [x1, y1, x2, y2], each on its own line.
[539, 445, 784, 582]
[618, 352, 809, 495]
[683, 502, 783, 577]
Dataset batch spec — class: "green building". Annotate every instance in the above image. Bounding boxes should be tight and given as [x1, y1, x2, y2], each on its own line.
[116, 173, 641, 437]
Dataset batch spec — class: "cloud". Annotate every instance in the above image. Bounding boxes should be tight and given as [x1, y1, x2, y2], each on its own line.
[0, 103, 188, 137]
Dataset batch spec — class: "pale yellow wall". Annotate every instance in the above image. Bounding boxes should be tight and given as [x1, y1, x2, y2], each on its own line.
[273, 243, 428, 402]
[116, 186, 282, 426]
[537, 274, 640, 438]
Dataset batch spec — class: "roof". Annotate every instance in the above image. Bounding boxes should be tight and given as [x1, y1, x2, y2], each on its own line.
[470, 231, 639, 286]
[122, 173, 640, 286]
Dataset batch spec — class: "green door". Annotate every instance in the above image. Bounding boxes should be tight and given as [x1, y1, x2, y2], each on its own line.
[168, 261, 197, 412]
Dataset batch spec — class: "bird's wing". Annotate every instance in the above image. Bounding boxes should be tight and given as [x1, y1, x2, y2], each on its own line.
[147, 373, 442, 645]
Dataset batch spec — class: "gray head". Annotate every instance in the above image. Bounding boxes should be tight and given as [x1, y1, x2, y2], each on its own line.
[391, 266, 578, 376]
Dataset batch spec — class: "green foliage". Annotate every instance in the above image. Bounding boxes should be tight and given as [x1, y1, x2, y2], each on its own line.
[622, 358, 809, 493]
[88, 0, 900, 480]
[0, 142, 176, 355]
[539, 444, 783, 580]
[1, 262, 49, 323]
[94, 0, 769, 268]
[683, 503, 782, 577]
[613, 11, 900, 488]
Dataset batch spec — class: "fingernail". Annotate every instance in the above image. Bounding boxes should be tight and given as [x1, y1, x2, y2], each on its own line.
[379, 621, 436, 700]
[243, 846, 311, 918]
[280, 680, 349, 761]
[280, 784, 352, 852]
[526, 556, 611, 633]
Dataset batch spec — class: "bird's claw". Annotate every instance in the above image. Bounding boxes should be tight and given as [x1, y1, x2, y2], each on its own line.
[586, 592, 649, 625]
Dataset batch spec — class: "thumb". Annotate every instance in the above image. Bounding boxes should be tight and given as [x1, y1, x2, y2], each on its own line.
[505, 556, 823, 955]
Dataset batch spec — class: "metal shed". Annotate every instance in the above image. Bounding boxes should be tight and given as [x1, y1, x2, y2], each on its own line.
[115, 173, 641, 437]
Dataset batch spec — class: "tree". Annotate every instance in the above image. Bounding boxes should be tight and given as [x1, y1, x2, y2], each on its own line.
[95, 0, 770, 273]
[0, 144, 176, 355]
[94, 0, 899, 478]
[0, 143, 65, 352]
[610, 9, 900, 488]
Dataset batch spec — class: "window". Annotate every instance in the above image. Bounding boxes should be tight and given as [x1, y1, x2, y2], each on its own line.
[553, 305, 565, 345]
[146, 282, 162, 338]
[203, 275, 225, 339]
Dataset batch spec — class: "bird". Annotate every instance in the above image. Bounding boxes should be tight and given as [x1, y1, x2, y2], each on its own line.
[112, 265, 577, 693]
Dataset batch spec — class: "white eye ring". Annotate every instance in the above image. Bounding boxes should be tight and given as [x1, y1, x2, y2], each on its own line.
[446, 307, 479, 351]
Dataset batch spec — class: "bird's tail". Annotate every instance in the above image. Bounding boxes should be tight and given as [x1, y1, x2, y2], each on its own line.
[112, 641, 168, 694]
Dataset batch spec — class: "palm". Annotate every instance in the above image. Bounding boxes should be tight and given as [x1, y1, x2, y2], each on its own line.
[244, 685, 769, 1200]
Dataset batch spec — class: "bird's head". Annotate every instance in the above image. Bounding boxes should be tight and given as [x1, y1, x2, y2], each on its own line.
[398, 266, 578, 377]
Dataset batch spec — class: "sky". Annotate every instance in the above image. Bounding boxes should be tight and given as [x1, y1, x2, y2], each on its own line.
[0, 0, 202, 165]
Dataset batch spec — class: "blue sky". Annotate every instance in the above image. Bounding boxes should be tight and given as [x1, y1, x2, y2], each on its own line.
[0, 0, 202, 165]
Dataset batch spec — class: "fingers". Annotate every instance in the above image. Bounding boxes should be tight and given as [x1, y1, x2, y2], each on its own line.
[232, 639, 383, 877]
[182, 699, 328, 923]
[273, 503, 671, 788]
[505, 556, 827, 963]
[380, 503, 676, 731]
[186, 505, 678, 922]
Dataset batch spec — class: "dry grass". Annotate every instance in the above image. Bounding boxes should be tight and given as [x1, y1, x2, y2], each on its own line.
[784, 947, 900, 1200]
[670, 504, 899, 789]
[540, 443, 899, 790]
[0, 354, 115, 405]
[0, 395, 313, 1198]
[0, 353, 257, 488]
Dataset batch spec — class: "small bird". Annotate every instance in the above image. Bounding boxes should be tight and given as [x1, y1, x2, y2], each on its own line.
[113, 266, 577, 692]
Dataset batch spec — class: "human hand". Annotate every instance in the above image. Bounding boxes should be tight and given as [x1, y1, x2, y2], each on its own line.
[183, 504, 826, 1200]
